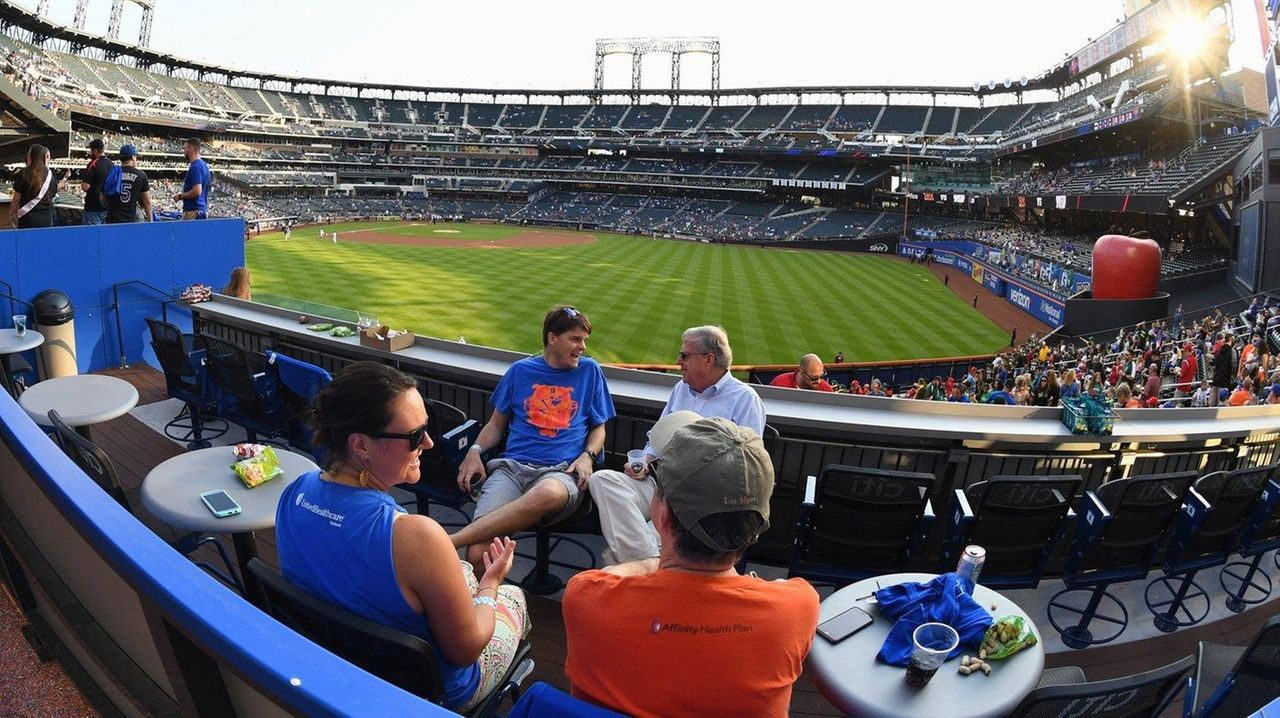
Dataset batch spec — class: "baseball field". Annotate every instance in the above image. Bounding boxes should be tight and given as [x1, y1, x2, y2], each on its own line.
[245, 221, 1009, 365]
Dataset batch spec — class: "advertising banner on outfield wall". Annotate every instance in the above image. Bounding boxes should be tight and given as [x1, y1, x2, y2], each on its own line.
[1005, 282, 1065, 326]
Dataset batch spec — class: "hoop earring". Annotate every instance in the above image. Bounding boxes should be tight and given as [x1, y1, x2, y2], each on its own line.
[357, 469, 376, 489]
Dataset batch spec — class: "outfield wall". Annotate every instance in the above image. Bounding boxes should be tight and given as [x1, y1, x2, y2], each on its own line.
[899, 242, 1076, 327]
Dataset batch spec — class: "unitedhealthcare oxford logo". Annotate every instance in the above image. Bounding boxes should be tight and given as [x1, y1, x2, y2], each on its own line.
[869, 243, 889, 252]
[1009, 287, 1032, 310]
[296, 492, 346, 527]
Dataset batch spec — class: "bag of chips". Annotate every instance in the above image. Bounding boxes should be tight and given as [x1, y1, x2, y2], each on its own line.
[231, 446, 283, 488]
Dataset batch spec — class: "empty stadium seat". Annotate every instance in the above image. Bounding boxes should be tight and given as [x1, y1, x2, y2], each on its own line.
[1192, 615, 1280, 718]
[941, 475, 1082, 589]
[1046, 471, 1198, 648]
[1144, 465, 1279, 632]
[1217, 471, 1280, 612]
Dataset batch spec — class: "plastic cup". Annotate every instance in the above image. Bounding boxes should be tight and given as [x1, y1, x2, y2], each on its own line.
[905, 622, 959, 687]
[627, 449, 646, 475]
[12, 315, 25, 337]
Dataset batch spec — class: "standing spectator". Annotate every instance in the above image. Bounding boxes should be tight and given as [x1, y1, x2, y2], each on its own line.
[1010, 325, 1018, 347]
[80, 137, 111, 225]
[770, 354, 833, 392]
[588, 326, 763, 566]
[564, 415, 818, 718]
[451, 306, 615, 569]
[1174, 345, 1198, 399]
[1212, 335, 1236, 406]
[106, 144, 151, 224]
[972, 292, 979, 308]
[1140, 364, 1163, 403]
[173, 138, 210, 219]
[9, 144, 56, 229]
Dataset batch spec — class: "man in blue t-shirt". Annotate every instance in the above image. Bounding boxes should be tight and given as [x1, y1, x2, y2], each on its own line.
[452, 305, 616, 568]
[173, 138, 210, 219]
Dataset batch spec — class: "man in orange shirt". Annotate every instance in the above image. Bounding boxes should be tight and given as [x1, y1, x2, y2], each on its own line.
[1228, 379, 1256, 407]
[563, 414, 819, 718]
[769, 353, 834, 392]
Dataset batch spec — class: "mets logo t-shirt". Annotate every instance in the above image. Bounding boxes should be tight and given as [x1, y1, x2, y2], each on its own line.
[491, 355, 615, 465]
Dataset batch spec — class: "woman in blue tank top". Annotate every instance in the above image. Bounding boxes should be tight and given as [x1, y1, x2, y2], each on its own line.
[276, 361, 529, 711]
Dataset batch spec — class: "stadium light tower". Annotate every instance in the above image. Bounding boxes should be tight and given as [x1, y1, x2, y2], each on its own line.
[594, 37, 720, 102]
[108, 0, 157, 46]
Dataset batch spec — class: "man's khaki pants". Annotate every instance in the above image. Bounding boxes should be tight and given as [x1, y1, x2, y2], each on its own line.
[588, 469, 660, 565]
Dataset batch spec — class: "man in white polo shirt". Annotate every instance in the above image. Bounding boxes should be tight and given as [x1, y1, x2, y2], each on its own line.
[588, 325, 765, 565]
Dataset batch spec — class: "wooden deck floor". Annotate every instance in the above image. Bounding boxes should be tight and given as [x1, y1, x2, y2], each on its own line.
[74, 366, 1280, 715]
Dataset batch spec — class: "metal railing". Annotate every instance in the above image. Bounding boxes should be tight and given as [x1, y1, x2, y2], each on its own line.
[111, 280, 190, 367]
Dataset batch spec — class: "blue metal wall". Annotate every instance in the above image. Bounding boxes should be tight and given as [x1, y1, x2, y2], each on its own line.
[0, 219, 244, 373]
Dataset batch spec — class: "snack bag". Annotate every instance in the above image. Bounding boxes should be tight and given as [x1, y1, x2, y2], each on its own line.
[231, 446, 283, 488]
[981, 616, 1037, 660]
[232, 443, 267, 460]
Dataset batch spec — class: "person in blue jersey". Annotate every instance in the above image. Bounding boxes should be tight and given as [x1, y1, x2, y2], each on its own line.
[276, 361, 529, 712]
[172, 138, 209, 219]
[451, 305, 616, 569]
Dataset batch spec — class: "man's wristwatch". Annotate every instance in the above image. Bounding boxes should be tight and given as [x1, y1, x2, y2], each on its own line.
[468, 443, 483, 455]
[582, 448, 599, 462]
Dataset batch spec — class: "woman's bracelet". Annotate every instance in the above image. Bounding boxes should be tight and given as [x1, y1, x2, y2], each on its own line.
[473, 595, 498, 609]
[476, 586, 498, 596]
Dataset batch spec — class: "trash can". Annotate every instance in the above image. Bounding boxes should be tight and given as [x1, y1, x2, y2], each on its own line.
[34, 289, 76, 378]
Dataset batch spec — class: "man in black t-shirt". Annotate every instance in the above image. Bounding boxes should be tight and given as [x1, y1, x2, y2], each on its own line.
[80, 137, 112, 224]
[106, 144, 151, 224]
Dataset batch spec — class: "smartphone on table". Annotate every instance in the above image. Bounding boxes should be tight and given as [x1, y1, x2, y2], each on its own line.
[200, 489, 242, 518]
[816, 605, 874, 643]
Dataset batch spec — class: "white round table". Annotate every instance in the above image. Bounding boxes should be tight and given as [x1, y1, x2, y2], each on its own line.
[20, 373, 138, 439]
[807, 572, 1045, 718]
[141, 446, 319, 604]
[0, 328, 43, 397]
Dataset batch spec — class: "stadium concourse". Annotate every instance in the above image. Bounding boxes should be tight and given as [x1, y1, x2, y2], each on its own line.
[4, 0, 1280, 716]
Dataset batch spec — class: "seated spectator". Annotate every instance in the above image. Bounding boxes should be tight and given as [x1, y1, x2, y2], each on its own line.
[564, 415, 819, 718]
[1140, 364, 1163, 402]
[1011, 374, 1032, 405]
[275, 362, 529, 712]
[947, 383, 971, 403]
[1229, 379, 1256, 407]
[986, 380, 1016, 405]
[452, 306, 615, 569]
[1268, 383, 1280, 405]
[769, 354, 833, 392]
[223, 266, 251, 301]
[1191, 379, 1214, 407]
[1114, 383, 1142, 409]
[1059, 368, 1081, 400]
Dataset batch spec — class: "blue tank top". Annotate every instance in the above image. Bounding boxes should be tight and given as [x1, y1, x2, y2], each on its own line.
[275, 471, 480, 707]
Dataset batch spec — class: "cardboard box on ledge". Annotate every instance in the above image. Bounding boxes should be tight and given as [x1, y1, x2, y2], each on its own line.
[360, 325, 415, 352]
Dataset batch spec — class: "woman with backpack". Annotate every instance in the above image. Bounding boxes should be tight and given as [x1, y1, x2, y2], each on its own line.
[9, 144, 57, 229]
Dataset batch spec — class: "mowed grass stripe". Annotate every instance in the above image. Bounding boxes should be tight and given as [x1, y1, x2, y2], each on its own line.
[247, 225, 1010, 365]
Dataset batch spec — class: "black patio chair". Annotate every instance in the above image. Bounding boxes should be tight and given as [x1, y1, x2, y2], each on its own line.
[145, 317, 227, 449]
[48, 409, 243, 593]
[1006, 655, 1194, 718]
[247, 558, 533, 718]
[200, 333, 288, 443]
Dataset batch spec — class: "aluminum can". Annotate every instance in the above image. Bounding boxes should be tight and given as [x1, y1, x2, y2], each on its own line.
[956, 544, 986, 584]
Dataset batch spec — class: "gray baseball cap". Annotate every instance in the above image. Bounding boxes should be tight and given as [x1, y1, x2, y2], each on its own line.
[647, 413, 773, 552]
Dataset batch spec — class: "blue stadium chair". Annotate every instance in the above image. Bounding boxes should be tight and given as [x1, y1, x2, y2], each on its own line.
[265, 351, 332, 463]
[1047, 471, 1198, 649]
[505, 682, 627, 718]
[788, 465, 935, 587]
[145, 317, 227, 450]
[941, 475, 1081, 589]
[1192, 615, 1280, 718]
[1218, 470, 1280, 612]
[200, 333, 288, 443]
[1145, 465, 1278, 633]
[247, 558, 533, 718]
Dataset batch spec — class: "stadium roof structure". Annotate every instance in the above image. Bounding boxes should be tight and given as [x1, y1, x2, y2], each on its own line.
[0, 0, 1063, 104]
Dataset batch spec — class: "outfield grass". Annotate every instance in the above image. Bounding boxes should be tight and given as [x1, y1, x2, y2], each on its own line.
[245, 222, 1009, 365]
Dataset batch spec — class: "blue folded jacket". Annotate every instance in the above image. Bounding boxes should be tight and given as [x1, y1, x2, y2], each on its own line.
[874, 573, 993, 666]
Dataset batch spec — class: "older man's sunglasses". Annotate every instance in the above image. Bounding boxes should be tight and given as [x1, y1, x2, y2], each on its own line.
[368, 423, 430, 450]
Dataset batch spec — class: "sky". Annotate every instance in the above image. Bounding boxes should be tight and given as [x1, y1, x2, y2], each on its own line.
[11, 0, 1272, 92]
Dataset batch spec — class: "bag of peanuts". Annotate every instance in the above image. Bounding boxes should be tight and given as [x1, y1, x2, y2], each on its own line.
[980, 616, 1037, 660]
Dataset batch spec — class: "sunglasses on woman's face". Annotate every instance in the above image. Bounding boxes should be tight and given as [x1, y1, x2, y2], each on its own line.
[368, 423, 430, 451]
